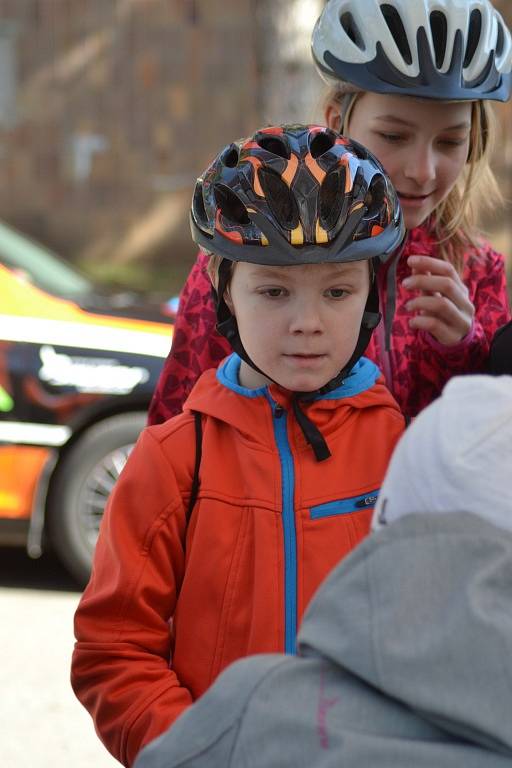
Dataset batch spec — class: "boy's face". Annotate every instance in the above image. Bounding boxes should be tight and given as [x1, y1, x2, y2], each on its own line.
[225, 260, 371, 391]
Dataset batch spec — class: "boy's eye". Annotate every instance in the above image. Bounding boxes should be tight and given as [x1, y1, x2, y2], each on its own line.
[327, 288, 348, 299]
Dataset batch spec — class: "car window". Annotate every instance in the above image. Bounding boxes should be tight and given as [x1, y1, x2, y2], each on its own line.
[0, 220, 93, 299]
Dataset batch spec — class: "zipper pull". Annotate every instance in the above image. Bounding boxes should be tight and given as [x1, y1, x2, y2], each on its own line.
[274, 404, 285, 419]
[355, 493, 379, 508]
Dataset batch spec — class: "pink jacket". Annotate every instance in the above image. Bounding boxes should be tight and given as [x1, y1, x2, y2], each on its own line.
[148, 225, 510, 423]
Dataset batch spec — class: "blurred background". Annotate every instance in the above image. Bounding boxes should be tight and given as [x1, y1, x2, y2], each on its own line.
[0, 3, 511, 766]
[1, 0, 510, 299]
[0, 0, 512, 768]
[0, 0, 328, 295]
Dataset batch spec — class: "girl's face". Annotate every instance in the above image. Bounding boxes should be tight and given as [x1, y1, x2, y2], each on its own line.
[225, 260, 370, 392]
[331, 92, 472, 230]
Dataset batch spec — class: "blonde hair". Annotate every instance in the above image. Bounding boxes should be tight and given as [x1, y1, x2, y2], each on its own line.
[325, 86, 503, 272]
[206, 252, 234, 292]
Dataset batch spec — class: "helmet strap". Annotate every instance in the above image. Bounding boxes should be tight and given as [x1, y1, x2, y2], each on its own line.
[214, 258, 381, 463]
[215, 259, 273, 382]
[310, 269, 381, 398]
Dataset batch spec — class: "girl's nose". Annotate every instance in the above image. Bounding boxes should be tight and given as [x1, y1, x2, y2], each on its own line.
[404, 145, 436, 188]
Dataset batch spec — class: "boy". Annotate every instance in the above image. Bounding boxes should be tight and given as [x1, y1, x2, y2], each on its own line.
[71, 124, 406, 767]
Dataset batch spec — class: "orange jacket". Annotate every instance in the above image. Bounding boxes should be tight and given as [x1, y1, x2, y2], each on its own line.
[71, 354, 404, 766]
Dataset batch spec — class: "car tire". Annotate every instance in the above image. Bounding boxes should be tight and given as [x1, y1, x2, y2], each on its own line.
[48, 411, 147, 587]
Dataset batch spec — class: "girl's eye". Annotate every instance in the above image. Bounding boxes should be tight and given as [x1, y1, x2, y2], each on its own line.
[261, 287, 286, 298]
[378, 132, 404, 144]
[439, 138, 466, 148]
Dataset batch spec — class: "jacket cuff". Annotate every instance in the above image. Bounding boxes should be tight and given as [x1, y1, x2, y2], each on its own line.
[421, 322, 476, 355]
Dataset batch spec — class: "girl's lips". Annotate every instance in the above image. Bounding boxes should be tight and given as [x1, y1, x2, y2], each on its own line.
[398, 192, 432, 208]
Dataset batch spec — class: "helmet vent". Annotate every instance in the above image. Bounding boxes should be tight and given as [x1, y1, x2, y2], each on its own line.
[363, 174, 386, 219]
[464, 10, 482, 68]
[192, 183, 211, 233]
[256, 134, 290, 159]
[213, 184, 250, 225]
[309, 130, 336, 159]
[339, 12, 365, 51]
[221, 144, 240, 168]
[496, 21, 505, 57]
[429, 11, 448, 69]
[380, 4, 413, 65]
[320, 168, 345, 231]
[347, 139, 369, 160]
[257, 167, 299, 230]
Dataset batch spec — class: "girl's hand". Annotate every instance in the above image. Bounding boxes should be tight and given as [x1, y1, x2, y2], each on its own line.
[402, 255, 475, 346]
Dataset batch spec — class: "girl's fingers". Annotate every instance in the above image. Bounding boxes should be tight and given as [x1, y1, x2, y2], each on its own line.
[407, 254, 466, 293]
[410, 268, 441, 297]
[406, 294, 474, 345]
[403, 273, 472, 311]
[404, 254, 475, 344]
[407, 254, 459, 277]
[408, 313, 470, 346]
[405, 294, 470, 322]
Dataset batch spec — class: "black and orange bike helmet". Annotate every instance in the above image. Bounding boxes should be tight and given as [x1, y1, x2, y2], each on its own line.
[190, 124, 405, 461]
[191, 123, 403, 266]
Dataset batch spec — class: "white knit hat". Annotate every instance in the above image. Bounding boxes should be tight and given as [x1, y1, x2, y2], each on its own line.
[372, 375, 512, 533]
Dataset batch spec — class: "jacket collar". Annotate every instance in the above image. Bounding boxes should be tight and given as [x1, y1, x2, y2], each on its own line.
[216, 353, 381, 402]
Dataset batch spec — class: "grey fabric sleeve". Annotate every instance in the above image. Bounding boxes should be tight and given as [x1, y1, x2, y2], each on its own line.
[134, 655, 288, 768]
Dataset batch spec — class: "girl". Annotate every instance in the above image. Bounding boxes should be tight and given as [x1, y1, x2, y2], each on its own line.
[149, 0, 512, 422]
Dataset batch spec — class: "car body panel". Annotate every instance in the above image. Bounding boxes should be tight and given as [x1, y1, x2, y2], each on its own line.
[0, 261, 172, 538]
[0, 445, 50, 520]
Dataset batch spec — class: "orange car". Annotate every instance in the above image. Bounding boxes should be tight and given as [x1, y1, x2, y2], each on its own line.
[0, 222, 173, 584]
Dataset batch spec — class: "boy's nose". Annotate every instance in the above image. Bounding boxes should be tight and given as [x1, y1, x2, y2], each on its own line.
[289, 303, 323, 334]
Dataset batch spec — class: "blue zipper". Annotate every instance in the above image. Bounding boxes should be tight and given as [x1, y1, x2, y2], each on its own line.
[267, 396, 297, 655]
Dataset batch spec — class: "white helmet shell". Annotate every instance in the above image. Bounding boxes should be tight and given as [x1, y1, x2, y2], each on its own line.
[312, 0, 512, 101]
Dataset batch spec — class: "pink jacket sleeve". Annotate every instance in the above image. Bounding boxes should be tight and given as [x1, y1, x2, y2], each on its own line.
[368, 241, 511, 417]
[148, 252, 231, 425]
[413, 245, 510, 410]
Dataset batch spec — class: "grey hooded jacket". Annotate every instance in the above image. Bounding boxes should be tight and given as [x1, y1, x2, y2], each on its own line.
[135, 512, 512, 768]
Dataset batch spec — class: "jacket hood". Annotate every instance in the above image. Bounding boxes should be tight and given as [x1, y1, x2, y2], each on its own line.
[298, 512, 512, 755]
[372, 375, 512, 533]
[185, 353, 400, 438]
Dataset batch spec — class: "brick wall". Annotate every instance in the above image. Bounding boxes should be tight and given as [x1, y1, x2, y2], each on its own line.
[0, 0, 265, 289]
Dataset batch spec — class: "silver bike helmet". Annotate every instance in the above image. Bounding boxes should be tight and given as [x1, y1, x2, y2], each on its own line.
[312, 0, 512, 101]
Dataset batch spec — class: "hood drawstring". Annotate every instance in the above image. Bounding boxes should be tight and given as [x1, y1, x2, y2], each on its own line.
[217, 311, 333, 462]
[292, 394, 331, 462]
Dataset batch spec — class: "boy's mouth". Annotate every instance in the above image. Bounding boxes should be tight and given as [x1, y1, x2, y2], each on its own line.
[284, 352, 326, 358]
[284, 353, 327, 365]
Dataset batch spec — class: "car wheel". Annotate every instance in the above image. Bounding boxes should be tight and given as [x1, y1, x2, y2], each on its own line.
[48, 411, 147, 587]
